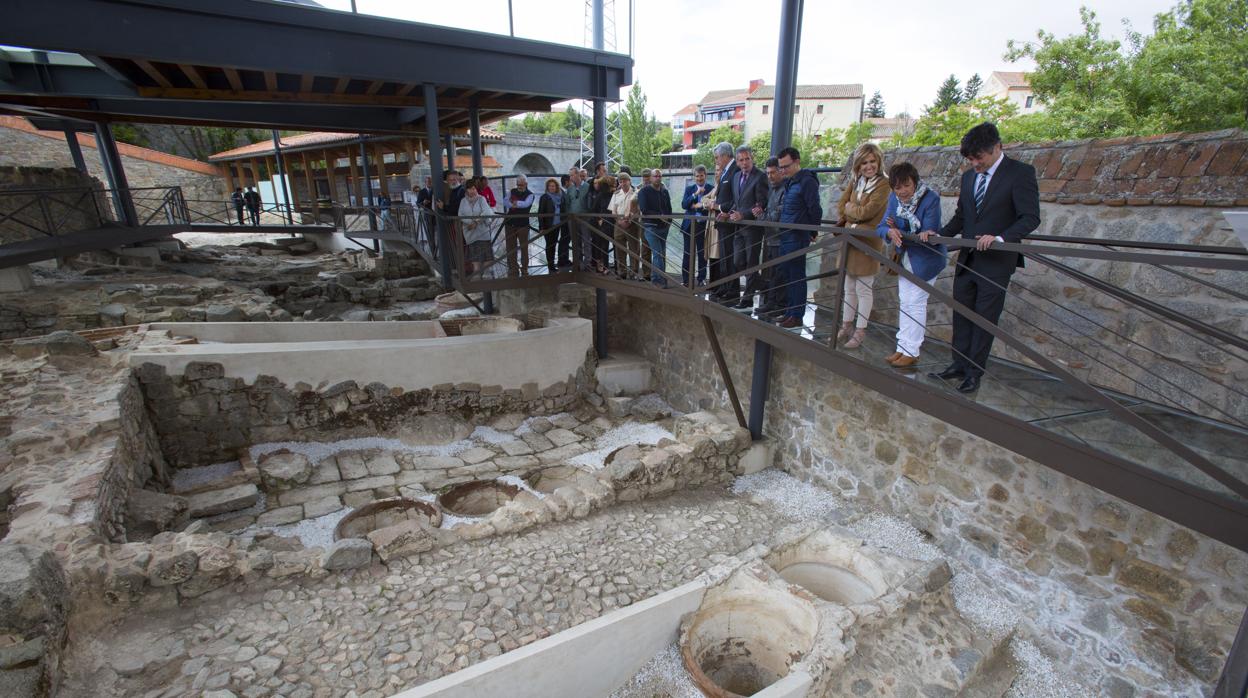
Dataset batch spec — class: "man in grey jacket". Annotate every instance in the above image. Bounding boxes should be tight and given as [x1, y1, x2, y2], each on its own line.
[757, 157, 786, 319]
[564, 168, 592, 270]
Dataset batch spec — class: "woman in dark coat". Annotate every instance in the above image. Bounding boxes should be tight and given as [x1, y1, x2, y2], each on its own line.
[588, 175, 616, 273]
[536, 178, 567, 273]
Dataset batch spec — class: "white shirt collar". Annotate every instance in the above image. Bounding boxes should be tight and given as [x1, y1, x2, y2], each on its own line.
[984, 151, 1005, 179]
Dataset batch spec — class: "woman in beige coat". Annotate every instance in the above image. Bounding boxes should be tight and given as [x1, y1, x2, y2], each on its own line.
[835, 143, 891, 349]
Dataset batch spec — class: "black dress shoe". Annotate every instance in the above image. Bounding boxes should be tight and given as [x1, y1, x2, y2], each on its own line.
[929, 365, 965, 380]
[956, 375, 981, 393]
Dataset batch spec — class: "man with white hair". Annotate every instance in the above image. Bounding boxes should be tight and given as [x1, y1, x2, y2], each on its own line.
[503, 175, 536, 276]
[710, 141, 739, 303]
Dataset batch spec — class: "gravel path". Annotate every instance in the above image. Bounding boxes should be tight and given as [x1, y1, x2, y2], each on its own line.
[59, 487, 780, 698]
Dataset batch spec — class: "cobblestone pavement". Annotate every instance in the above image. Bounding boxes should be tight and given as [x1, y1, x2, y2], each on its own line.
[59, 487, 779, 698]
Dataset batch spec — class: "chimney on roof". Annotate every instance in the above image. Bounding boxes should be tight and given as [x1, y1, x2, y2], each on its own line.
[748, 79, 764, 94]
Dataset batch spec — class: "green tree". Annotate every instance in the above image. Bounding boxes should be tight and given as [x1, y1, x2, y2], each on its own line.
[963, 74, 983, 103]
[692, 126, 744, 169]
[619, 83, 660, 172]
[865, 91, 886, 118]
[909, 97, 1020, 146]
[1123, 0, 1248, 132]
[930, 75, 963, 113]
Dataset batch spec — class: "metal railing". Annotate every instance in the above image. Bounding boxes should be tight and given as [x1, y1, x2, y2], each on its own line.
[0, 185, 187, 239]
[419, 202, 1248, 554]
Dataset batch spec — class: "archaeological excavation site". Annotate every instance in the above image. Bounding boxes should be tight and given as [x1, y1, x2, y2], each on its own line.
[1, 2, 1247, 697]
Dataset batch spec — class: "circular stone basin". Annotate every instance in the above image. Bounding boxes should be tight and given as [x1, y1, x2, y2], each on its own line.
[775, 562, 880, 605]
[437, 481, 521, 518]
[682, 590, 818, 697]
[333, 498, 442, 541]
[522, 465, 595, 494]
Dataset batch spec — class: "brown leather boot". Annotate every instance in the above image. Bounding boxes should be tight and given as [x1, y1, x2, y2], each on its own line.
[890, 354, 919, 368]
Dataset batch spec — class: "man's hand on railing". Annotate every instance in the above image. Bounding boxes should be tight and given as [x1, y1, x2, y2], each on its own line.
[975, 234, 996, 251]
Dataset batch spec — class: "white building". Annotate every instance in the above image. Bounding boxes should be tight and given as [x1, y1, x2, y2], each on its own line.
[986, 71, 1041, 114]
[743, 84, 864, 140]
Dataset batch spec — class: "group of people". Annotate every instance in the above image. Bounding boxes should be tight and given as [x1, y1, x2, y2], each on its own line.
[830, 121, 1040, 392]
[229, 187, 263, 226]
[418, 120, 1037, 390]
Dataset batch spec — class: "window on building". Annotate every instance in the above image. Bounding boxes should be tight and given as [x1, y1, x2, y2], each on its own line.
[1025, 95, 1034, 108]
[794, 105, 800, 114]
[816, 104, 824, 114]
[762, 104, 769, 115]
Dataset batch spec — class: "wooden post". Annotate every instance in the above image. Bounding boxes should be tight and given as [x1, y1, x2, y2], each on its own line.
[347, 148, 360, 205]
[222, 164, 234, 194]
[322, 149, 336, 204]
[249, 158, 263, 189]
[374, 143, 389, 198]
[285, 154, 301, 218]
[300, 151, 316, 202]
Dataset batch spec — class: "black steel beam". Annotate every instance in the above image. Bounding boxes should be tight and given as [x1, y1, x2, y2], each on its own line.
[0, 0, 632, 101]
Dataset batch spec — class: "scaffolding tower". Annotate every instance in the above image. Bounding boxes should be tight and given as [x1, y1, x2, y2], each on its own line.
[579, 0, 623, 171]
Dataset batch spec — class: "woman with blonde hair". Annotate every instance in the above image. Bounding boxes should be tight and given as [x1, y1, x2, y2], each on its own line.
[835, 142, 891, 349]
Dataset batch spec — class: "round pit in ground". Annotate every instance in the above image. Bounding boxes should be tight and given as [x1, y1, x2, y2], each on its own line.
[682, 588, 819, 697]
[333, 498, 442, 540]
[438, 481, 521, 518]
[522, 465, 596, 494]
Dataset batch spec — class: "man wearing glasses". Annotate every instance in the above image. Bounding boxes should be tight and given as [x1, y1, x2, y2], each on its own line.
[774, 147, 822, 329]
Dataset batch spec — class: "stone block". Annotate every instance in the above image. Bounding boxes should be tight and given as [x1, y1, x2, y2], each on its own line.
[345, 475, 396, 492]
[258, 451, 312, 489]
[276, 481, 347, 507]
[1116, 558, 1189, 604]
[124, 489, 189, 538]
[500, 440, 534, 456]
[321, 538, 374, 571]
[335, 452, 369, 480]
[256, 505, 304, 527]
[148, 549, 198, 587]
[366, 521, 434, 562]
[0, 266, 33, 292]
[186, 484, 259, 518]
[303, 496, 343, 519]
[736, 438, 774, 475]
[458, 448, 494, 465]
[545, 429, 581, 447]
[366, 452, 401, 476]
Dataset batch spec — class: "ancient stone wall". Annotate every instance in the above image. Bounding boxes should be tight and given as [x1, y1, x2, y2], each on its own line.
[135, 357, 597, 468]
[822, 130, 1248, 421]
[0, 119, 225, 208]
[0, 166, 109, 245]
[613, 297, 1247, 685]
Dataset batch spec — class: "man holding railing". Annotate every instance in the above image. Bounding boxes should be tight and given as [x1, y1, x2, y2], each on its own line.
[775, 147, 822, 329]
[929, 122, 1040, 393]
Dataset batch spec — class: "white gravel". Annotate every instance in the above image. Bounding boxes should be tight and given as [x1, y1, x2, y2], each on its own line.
[469, 426, 514, 445]
[849, 512, 942, 562]
[256, 506, 350, 549]
[730, 469, 844, 522]
[497, 474, 545, 500]
[610, 642, 701, 698]
[569, 422, 675, 470]
[1006, 639, 1083, 698]
[250, 436, 474, 464]
[950, 570, 1019, 643]
[514, 412, 569, 435]
[171, 460, 242, 492]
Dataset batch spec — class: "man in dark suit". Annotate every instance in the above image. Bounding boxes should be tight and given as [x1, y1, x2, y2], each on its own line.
[712, 141, 740, 302]
[929, 122, 1040, 393]
[680, 165, 713, 286]
[726, 145, 770, 310]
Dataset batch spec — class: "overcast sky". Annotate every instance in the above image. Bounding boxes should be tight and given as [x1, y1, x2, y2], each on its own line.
[324, 0, 1174, 122]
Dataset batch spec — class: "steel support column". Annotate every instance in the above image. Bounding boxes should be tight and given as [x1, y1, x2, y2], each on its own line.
[469, 104, 493, 313]
[270, 130, 294, 224]
[749, 0, 804, 439]
[359, 139, 377, 230]
[469, 103, 484, 178]
[591, 0, 609, 352]
[93, 121, 137, 227]
[769, 0, 804, 153]
[63, 129, 88, 175]
[444, 134, 455, 172]
[423, 84, 453, 287]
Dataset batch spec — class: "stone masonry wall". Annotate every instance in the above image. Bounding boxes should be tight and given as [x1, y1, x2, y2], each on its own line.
[613, 296, 1247, 689]
[135, 356, 597, 468]
[820, 130, 1248, 422]
[0, 166, 109, 245]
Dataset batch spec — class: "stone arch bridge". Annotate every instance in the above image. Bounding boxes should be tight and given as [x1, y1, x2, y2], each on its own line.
[484, 133, 584, 176]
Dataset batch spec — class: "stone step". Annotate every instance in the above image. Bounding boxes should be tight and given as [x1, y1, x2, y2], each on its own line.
[185, 483, 259, 518]
[595, 353, 653, 397]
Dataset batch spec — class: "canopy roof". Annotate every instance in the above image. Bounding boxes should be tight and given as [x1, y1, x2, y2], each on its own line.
[0, 0, 633, 135]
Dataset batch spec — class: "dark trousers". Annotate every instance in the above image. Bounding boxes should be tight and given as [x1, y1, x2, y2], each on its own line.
[682, 219, 707, 287]
[713, 227, 739, 300]
[234, 203, 245, 226]
[247, 205, 260, 226]
[759, 242, 783, 311]
[505, 223, 529, 277]
[544, 222, 570, 272]
[733, 227, 763, 299]
[777, 232, 811, 320]
[951, 265, 1012, 377]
